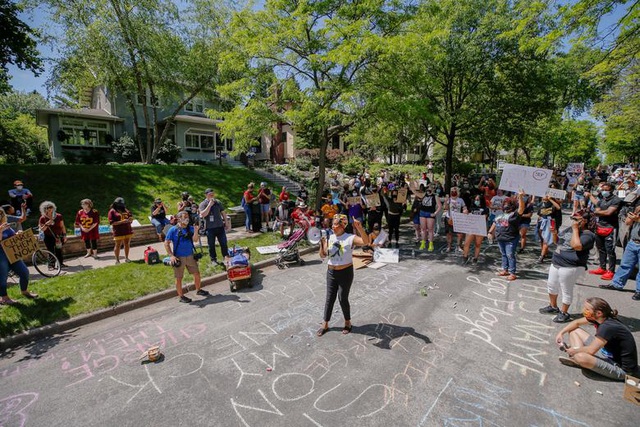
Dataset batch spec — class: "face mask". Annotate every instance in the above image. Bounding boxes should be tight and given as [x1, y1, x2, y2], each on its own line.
[474, 200, 481, 207]
[426, 189, 433, 195]
[601, 191, 610, 198]
[451, 192, 458, 197]
[16, 186, 23, 190]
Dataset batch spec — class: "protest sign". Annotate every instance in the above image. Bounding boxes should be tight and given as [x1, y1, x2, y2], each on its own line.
[395, 188, 408, 204]
[347, 196, 362, 207]
[566, 163, 584, 175]
[498, 163, 553, 197]
[373, 248, 399, 263]
[365, 194, 381, 207]
[546, 188, 567, 200]
[0, 229, 38, 264]
[451, 211, 487, 237]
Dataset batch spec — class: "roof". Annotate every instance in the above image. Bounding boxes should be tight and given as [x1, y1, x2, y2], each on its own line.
[36, 108, 124, 126]
[167, 114, 223, 126]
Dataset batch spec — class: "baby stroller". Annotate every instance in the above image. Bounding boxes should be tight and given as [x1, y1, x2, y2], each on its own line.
[226, 246, 252, 292]
[275, 228, 307, 269]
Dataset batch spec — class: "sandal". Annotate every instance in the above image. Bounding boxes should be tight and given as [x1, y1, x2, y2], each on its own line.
[342, 325, 352, 335]
[22, 292, 38, 299]
[497, 270, 509, 276]
[506, 274, 517, 281]
[0, 299, 17, 305]
[316, 327, 329, 337]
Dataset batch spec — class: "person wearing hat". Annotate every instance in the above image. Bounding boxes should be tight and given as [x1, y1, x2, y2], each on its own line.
[150, 198, 171, 242]
[108, 197, 134, 264]
[8, 180, 33, 216]
[199, 188, 229, 266]
[539, 209, 596, 323]
[291, 201, 314, 229]
[75, 199, 100, 258]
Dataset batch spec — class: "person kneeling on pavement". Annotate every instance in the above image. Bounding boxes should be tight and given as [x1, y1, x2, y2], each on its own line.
[539, 209, 595, 323]
[555, 297, 639, 381]
[164, 211, 209, 303]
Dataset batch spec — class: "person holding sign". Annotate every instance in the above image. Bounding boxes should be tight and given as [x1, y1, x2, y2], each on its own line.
[488, 190, 525, 281]
[317, 215, 370, 336]
[462, 195, 489, 264]
[0, 208, 37, 305]
[443, 187, 468, 252]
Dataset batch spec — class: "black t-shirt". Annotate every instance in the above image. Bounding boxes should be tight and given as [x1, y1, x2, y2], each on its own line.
[520, 204, 534, 225]
[469, 206, 489, 217]
[596, 318, 639, 374]
[298, 189, 308, 201]
[597, 195, 622, 228]
[151, 204, 167, 221]
[420, 194, 437, 213]
[494, 212, 520, 241]
[551, 228, 595, 268]
[538, 200, 557, 218]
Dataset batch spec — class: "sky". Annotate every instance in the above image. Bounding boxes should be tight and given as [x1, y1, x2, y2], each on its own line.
[7, 1, 631, 103]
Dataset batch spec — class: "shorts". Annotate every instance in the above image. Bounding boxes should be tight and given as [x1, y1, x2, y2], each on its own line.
[113, 234, 133, 242]
[419, 211, 434, 219]
[412, 215, 420, 225]
[519, 223, 530, 229]
[573, 194, 585, 201]
[583, 335, 628, 381]
[174, 254, 200, 279]
[261, 203, 270, 213]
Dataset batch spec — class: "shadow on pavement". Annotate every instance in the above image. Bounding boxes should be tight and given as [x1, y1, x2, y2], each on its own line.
[189, 294, 251, 308]
[350, 323, 431, 350]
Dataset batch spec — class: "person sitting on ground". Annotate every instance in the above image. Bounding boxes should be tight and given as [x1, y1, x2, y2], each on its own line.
[164, 211, 210, 303]
[539, 209, 595, 323]
[368, 223, 388, 249]
[291, 201, 315, 230]
[75, 199, 100, 258]
[555, 296, 639, 380]
[0, 208, 38, 305]
[1, 203, 26, 231]
[8, 180, 33, 216]
[150, 198, 171, 242]
[38, 200, 68, 268]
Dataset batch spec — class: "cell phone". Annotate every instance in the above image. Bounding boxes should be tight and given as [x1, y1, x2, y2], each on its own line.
[559, 342, 569, 351]
[7, 222, 17, 228]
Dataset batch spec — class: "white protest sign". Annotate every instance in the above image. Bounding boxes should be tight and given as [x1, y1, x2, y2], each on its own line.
[498, 163, 553, 197]
[566, 163, 584, 175]
[256, 245, 281, 254]
[546, 188, 567, 200]
[373, 229, 388, 246]
[373, 248, 399, 263]
[451, 211, 487, 237]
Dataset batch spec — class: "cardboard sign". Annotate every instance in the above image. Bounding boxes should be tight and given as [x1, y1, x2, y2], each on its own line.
[373, 229, 388, 246]
[365, 194, 381, 208]
[623, 375, 640, 406]
[347, 196, 362, 206]
[395, 188, 408, 204]
[546, 188, 567, 200]
[498, 163, 553, 197]
[256, 245, 281, 254]
[566, 163, 584, 175]
[451, 211, 487, 237]
[1, 229, 38, 264]
[373, 248, 399, 263]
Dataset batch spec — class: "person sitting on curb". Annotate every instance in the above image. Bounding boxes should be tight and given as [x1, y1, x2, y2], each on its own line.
[150, 198, 171, 242]
[555, 296, 639, 381]
[164, 211, 210, 303]
[8, 180, 33, 216]
[599, 204, 640, 301]
[539, 209, 595, 323]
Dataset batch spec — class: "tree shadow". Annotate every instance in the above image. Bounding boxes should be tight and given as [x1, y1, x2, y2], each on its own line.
[188, 293, 250, 308]
[350, 323, 431, 350]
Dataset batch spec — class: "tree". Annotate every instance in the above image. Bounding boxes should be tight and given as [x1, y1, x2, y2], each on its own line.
[221, 0, 408, 208]
[0, 90, 50, 163]
[0, 0, 42, 94]
[43, 0, 229, 163]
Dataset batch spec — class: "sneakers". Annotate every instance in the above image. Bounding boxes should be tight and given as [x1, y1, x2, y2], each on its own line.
[517, 248, 524, 254]
[179, 295, 192, 303]
[196, 289, 210, 296]
[539, 305, 560, 314]
[558, 356, 580, 368]
[535, 256, 545, 264]
[394, 242, 400, 249]
[600, 271, 614, 280]
[428, 242, 434, 252]
[599, 283, 622, 290]
[553, 312, 571, 323]
[632, 292, 640, 301]
[588, 267, 607, 275]
[472, 258, 478, 264]
[419, 241, 426, 250]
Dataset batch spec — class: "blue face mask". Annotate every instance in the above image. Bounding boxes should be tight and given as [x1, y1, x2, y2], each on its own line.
[474, 200, 481, 207]
[601, 191, 610, 198]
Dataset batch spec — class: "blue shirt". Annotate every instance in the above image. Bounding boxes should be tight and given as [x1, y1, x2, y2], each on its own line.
[165, 225, 195, 257]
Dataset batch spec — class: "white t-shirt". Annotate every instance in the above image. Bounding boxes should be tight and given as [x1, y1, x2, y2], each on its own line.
[444, 197, 466, 218]
[490, 195, 506, 215]
[327, 233, 356, 266]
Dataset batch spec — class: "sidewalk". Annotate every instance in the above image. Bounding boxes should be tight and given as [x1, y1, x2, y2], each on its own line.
[27, 226, 262, 280]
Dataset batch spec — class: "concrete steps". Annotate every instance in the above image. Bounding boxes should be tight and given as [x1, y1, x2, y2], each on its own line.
[253, 168, 302, 195]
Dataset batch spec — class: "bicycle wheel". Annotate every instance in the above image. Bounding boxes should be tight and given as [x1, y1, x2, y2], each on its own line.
[33, 249, 61, 277]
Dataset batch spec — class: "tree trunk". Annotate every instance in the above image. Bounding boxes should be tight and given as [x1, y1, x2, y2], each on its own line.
[443, 124, 457, 193]
[315, 128, 329, 211]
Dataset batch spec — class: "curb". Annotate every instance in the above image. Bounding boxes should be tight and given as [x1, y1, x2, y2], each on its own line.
[0, 246, 318, 351]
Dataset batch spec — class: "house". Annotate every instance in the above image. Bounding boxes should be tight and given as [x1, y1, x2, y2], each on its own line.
[36, 87, 234, 163]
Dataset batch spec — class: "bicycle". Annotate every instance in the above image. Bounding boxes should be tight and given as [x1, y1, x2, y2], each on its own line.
[5, 226, 61, 278]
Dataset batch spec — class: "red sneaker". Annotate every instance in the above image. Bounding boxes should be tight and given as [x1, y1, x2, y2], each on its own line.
[588, 267, 607, 275]
[600, 271, 614, 280]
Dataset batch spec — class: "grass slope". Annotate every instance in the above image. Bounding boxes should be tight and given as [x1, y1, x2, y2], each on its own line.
[0, 164, 271, 228]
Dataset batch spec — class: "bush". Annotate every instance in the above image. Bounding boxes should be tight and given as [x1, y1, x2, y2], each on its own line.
[111, 134, 140, 163]
[156, 139, 182, 164]
[292, 157, 312, 171]
[339, 155, 367, 176]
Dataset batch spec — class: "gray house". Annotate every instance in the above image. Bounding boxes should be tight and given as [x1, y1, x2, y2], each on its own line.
[36, 87, 234, 163]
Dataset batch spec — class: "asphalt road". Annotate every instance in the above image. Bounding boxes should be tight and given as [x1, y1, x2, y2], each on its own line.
[0, 224, 638, 426]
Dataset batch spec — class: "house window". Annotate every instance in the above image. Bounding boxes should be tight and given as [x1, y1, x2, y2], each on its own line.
[185, 97, 205, 113]
[225, 138, 233, 151]
[59, 118, 111, 147]
[184, 130, 215, 151]
[331, 134, 340, 150]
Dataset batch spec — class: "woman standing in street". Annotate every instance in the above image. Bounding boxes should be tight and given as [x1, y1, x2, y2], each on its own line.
[38, 200, 68, 268]
[108, 197, 133, 264]
[488, 190, 525, 281]
[317, 215, 370, 336]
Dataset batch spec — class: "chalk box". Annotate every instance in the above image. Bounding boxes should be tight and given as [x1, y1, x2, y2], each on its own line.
[623, 375, 640, 406]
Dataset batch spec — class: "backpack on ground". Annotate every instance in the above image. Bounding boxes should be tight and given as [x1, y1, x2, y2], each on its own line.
[144, 246, 160, 265]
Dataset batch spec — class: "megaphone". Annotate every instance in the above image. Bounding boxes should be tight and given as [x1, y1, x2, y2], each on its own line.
[306, 227, 322, 244]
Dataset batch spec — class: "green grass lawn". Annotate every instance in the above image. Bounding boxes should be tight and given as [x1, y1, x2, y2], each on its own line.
[0, 164, 272, 229]
[0, 232, 292, 338]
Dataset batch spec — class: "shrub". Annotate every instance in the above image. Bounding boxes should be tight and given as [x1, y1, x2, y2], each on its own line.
[339, 155, 367, 176]
[156, 139, 182, 164]
[111, 134, 140, 163]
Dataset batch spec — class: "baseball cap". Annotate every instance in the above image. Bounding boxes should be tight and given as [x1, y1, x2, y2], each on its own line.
[14, 180, 23, 186]
[114, 197, 125, 204]
[204, 188, 213, 194]
[154, 198, 162, 203]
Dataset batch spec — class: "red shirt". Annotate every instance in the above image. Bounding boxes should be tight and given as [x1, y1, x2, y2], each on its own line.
[75, 209, 100, 240]
[108, 208, 133, 237]
[39, 213, 64, 237]
[244, 190, 256, 204]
